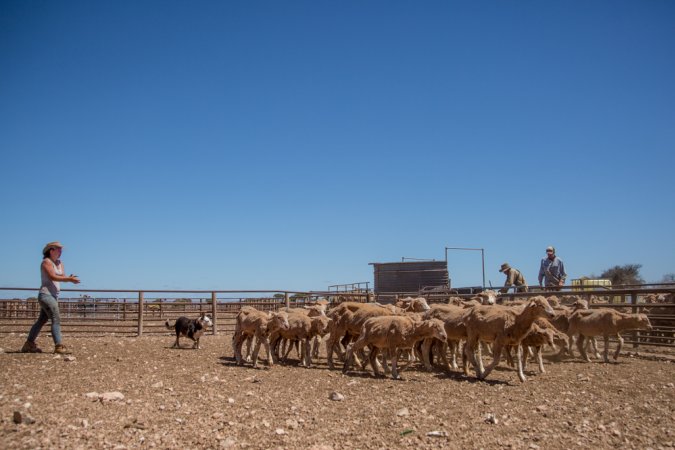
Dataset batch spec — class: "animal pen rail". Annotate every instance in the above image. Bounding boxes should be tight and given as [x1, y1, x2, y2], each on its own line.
[1, 286, 673, 351]
[0, 288, 371, 337]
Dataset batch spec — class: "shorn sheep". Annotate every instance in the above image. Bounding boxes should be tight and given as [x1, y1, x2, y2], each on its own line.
[343, 316, 447, 379]
[566, 309, 652, 363]
[232, 307, 290, 368]
[464, 296, 556, 382]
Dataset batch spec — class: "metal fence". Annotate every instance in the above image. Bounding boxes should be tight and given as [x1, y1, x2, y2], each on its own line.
[0, 288, 370, 337]
[1, 285, 673, 350]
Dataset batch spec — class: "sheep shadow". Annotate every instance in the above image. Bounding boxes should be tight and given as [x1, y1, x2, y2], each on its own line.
[433, 371, 510, 386]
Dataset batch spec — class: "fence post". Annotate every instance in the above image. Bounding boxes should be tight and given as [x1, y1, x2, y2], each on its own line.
[285, 292, 290, 309]
[137, 291, 144, 337]
[631, 291, 638, 349]
[211, 292, 217, 336]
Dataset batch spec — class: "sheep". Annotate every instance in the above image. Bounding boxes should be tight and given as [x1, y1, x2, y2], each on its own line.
[270, 312, 330, 367]
[566, 309, 652, 363]
[419, 304, 474, 373]
[463, 296, 556, 382]
[504, 318, 569, 374]
[343, 316, 447, 379]
[394, 297, 433, 312]
[232, 307, 290, 368]
[325, 302, 404, 370]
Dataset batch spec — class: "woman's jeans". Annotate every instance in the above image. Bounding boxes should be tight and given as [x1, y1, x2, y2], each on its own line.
[27, 292, 62, 345]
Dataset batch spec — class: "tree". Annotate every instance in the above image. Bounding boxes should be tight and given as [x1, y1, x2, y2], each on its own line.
[600, 264, 644, 286]
[660, 273, 675, 284]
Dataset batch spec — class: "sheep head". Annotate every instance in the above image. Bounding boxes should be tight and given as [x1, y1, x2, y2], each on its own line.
[476, 290, 498, 305]
[628, 314, 652, 331]
[527, 296, 556, 318]
[421, 318, 447, 342]
[268, 311, 290, 332]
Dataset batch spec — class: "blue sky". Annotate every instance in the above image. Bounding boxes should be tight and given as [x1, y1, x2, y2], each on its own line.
[1, 1, 674, 295]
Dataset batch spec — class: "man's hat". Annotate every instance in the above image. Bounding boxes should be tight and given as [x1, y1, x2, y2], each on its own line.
[499, 262, 511, 273]
[43, 241, 64, 255]
[546, 246, 555, 253]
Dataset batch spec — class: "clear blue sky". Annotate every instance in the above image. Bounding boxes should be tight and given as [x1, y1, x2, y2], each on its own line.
[1, 1, 674, 295]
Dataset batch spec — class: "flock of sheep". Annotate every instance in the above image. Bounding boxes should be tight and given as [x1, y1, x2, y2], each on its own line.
[229, 292, 653, 383]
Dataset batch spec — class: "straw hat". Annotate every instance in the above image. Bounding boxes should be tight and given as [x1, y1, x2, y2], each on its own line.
[499, 262, 511, 273]
[43, 241, 64, 255]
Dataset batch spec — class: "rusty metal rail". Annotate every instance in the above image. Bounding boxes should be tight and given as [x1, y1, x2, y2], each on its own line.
[0, 287, 370, 337]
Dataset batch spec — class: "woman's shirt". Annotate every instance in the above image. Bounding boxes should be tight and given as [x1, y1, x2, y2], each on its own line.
[40, 259, 63, 297]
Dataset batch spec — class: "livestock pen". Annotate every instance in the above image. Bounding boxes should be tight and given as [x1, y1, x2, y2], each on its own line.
[1, 285, 674, 351]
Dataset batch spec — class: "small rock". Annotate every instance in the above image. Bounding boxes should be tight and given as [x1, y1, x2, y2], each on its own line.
[64, 356, 76, 362]
[286, 419, 299, 430]
[100, 391, 125, 402]
[23, 402, 31, 409]
[85, 392, 100, 400]
[227, 398, 235, 404]
[426, 431, 448, 437]
[81, 419, 89, 428]
[220, 437, 236, 448]
[397, 408, 410, 417]
[13, 411, 35, 425]
[275, 428, 286, 435]
[151, 381, 164, 389]
[246, 391, 254, 396]
[329, 392, 344, 401]
[485, 413, 499, 424]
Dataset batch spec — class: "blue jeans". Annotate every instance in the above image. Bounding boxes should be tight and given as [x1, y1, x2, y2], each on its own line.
[27, 292, 63, 345]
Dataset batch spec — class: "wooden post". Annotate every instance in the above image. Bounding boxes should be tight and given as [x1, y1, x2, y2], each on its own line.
[211, 292, 217, 335]
[285, 292, 290, 309]
[631, 291, 639, 349]
[137, 291, 144, 337]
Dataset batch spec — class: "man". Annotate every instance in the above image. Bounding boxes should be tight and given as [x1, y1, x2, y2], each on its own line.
[499, 263, 528, 293]
[538, 246, 566, 291]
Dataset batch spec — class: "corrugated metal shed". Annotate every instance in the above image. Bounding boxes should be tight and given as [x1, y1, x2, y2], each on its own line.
[370, 261, 449, 294]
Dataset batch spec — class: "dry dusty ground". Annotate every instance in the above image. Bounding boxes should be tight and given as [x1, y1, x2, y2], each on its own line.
[1, 333, 674, 450]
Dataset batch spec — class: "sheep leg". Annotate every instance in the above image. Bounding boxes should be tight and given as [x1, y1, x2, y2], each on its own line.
[245, 335, 254, 362]
[421, 338, 434, 371]
[591, 337, 601, 359]
[516, 344, 527, 382]
[398, 349, 414, 373]
[449, 341, 459, 370]
[577, 335, 590, 362]
[303, 337, 312, 367]
[477, 341, 485, 375]
[343, 337, 367, 373]
[369, 347, 382, 376]
[251, 339, 263, 369]
[311, 336, 321, 359]
[391, 348, 401, 380]
[535, 346, 545, 374]
[481, 342, 504, 381]
[437, 340, 452, 371]
[505, 346, 515, 368]
[613, 334, 623, 362]
[326, 331, 342, 370]
[233, 333, 243, 365]
[262, 337, 274, 367]
[464, 337, 482, 379]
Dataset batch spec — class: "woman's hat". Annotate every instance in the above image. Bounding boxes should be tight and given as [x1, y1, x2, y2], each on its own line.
[43, 241, 64, 255]
[499, 263, 511, 273]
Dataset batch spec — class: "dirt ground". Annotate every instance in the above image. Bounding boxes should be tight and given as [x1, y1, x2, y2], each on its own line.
[1, 333, 674, 450]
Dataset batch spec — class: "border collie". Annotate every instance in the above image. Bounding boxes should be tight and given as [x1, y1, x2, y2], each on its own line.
[165, 313, 213, 349]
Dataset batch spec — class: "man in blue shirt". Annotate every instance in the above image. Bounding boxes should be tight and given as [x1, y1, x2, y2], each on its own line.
[538, 246, 567, 291]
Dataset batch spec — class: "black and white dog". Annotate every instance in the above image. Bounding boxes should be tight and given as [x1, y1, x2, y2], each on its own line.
[165, 313, 213, 349]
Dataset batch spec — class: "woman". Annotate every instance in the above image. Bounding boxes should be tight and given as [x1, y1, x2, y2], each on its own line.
[21, 241, 81, 354]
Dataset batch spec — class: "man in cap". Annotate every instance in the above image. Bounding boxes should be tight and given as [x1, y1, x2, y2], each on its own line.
[538, 246, 567, 291]
[499, 263, 528, 294]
